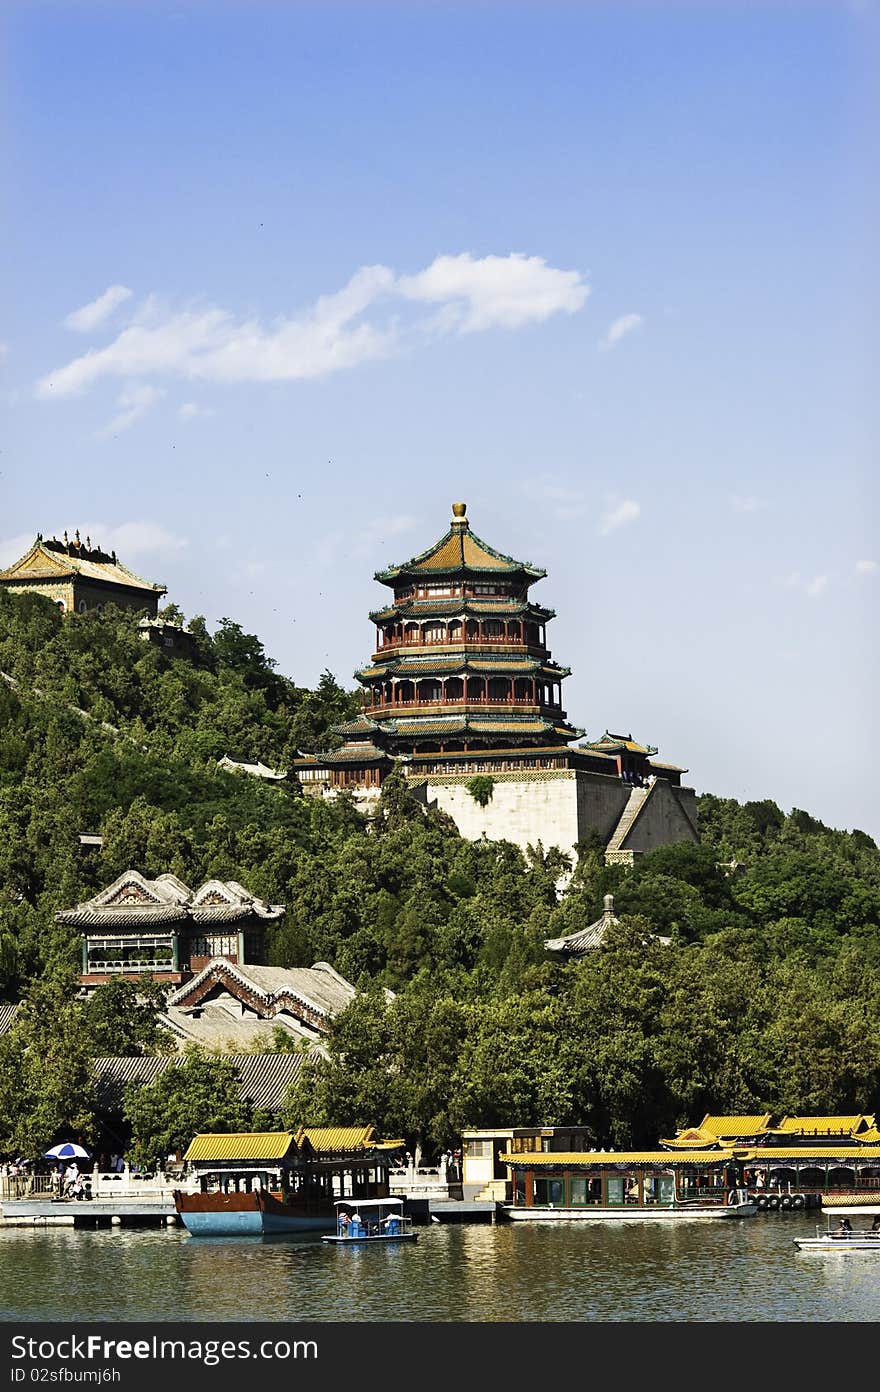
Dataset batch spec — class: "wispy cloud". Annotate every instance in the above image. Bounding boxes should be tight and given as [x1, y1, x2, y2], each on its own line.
[178, 401, 215, 420]
[0, 521, 187, 567]
[519, 476, 588, 521]
[783, 570, 829, 597]
[599, 312, 643, 351]
[0, 531, 38, 567]
[730, 494, 760, 513]
[36, 253, 589, 400]
[97, 383, 164, 436]
[856, 559, 878, 575]
[78, 522, 187, 558]
[599, 498, 640, 535]
[64, 284, 133, 333]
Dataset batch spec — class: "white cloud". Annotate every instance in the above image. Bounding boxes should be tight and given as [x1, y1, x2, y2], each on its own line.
[599, 313, 643, 351]
[730, 494, 760, 513]
[0, 531, 38, 567]
[599, 499, 641, 535]
[0, 342, 9, 362]
[0, 522, 187, 566]
[397, 252, 588, 333]
[178, 401, 215, 420]
[805, 575, 828, 597]
[79, 522, 187, 558]
[856, 559, 878, 575]
[63, 285, 133, 333]
[97, 383, 164, 436]
[36, 252, 589, 399]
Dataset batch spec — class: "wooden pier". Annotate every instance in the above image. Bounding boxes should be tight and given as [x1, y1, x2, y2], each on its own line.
[1, 1196, 178, 1227]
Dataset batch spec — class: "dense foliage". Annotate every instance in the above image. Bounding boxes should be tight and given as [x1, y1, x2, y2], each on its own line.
[1, 590, 879, 1160]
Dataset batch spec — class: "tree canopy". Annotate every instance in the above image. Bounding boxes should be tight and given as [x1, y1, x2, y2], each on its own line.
[1, 590, 879, 1160]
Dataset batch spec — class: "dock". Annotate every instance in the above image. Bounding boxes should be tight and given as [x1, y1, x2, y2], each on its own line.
[1, 1197, 178, 1227]
[402, 1197, 499, 1224]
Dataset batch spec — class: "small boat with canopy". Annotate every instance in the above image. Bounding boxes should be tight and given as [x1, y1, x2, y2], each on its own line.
[321, 1197, 417, 1244]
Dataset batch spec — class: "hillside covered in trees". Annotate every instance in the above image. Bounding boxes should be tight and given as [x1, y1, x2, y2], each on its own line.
[1, 589, 879, 1161]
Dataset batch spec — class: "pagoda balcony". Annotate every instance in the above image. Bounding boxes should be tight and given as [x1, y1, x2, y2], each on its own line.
[374, 636, 547, 655]
[364, 697, 564, 716]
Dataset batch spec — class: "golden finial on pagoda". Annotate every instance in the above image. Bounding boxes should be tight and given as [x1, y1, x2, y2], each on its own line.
[452, 502, 467, 518]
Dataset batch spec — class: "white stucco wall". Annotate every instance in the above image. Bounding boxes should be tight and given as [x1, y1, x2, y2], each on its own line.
[406, 768, 697, 861]
[623, 781, 698, 853]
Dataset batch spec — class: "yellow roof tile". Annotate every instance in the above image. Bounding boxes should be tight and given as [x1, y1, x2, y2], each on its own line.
[773, 1115, 874, 1134]
[499, 1150, 738, 1167]
[659, 1127, 721, 1149]
[409, 531, 514, 572]
[295, 1125, 377, 1153]
[699, 1114, 773, 1137]
[738, 1147, 880, 1160]
[183, 1131, 299, 1162]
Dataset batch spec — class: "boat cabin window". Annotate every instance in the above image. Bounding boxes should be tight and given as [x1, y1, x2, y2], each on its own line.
[533, 1176, 564, 1207]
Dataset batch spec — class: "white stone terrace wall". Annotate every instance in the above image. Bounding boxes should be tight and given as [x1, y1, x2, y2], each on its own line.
[405, 769, 632, 861]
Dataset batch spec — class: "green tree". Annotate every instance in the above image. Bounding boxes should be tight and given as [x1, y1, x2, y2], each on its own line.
[123, 1047, 249, 1167]
[466, 775, 495, 807]
[0, 970, 98, 1159]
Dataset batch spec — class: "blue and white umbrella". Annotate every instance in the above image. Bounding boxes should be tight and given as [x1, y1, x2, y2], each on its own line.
[44, 1143, 90, 1161]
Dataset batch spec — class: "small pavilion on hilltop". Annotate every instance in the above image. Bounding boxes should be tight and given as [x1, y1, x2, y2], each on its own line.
[0, 532, 167, 616]
[544, 894, 620, 955]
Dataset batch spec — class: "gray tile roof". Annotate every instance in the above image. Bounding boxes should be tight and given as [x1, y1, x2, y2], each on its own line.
[93, 1052, 306, 1114]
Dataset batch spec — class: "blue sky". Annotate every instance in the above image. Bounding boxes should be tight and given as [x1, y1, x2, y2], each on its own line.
[3, 1, 878, 838]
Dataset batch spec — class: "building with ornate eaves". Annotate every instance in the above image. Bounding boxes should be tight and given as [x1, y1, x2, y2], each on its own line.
[0, 532, 166, 616]
[296, 503, 699, 865]
[54, 870, 360, 1052]
[56, 871, 285, 991]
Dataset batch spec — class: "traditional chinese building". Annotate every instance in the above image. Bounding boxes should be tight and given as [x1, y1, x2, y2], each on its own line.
[0, 532, 166, 616]
[296, 503, 698, 864]
[55, 871, 284, 991]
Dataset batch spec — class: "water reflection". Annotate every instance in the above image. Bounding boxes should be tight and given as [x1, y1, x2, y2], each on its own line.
[1, 1214, 878, 1322]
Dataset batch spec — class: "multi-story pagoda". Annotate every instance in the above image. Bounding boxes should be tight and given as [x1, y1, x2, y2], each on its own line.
[311, 501, 583, 785]
[297, 503, 699, 863]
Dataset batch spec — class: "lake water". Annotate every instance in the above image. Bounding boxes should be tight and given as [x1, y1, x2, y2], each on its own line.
[2, 1211, 879, 1323]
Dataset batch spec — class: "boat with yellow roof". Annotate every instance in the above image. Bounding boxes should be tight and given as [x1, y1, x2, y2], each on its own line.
[174, 1127, 403, 1236]
[499, 1150, 757, 1220]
